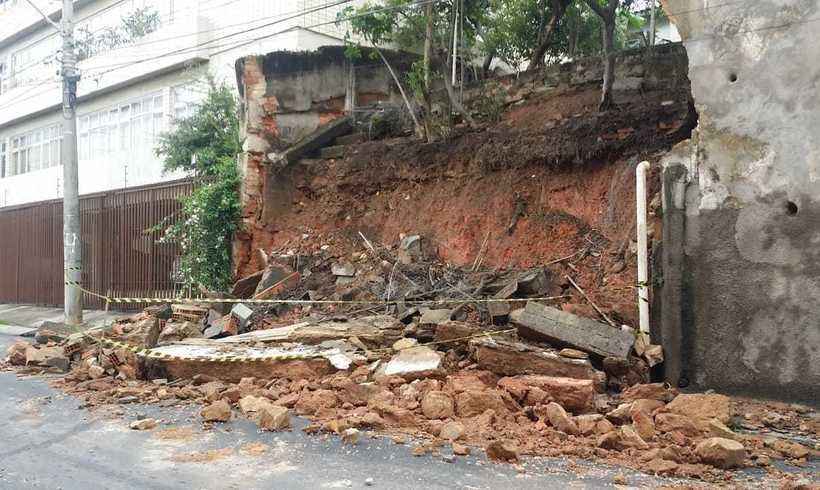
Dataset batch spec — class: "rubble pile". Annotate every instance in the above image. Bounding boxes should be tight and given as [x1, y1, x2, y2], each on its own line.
[3, 235, 817, 483]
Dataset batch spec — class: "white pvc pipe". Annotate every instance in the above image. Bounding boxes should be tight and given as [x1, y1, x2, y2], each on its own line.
[636, 161, 651, 337]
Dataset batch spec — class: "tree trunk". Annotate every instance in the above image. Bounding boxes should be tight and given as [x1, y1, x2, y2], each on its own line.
[482, 52, 494, 76]
[600, 14, 616, 110]
[528, 14, 560, 71]
[423, 2, 433, 88]
[375, 47, 425, 139]
[442, 62, 475, 126]
[583, 0, 619, 110]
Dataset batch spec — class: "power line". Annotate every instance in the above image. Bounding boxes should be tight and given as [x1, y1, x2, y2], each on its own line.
[83, 0, 438, 78]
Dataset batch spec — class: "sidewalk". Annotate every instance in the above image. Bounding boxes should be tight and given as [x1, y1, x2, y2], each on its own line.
[0, 304, 126, 335]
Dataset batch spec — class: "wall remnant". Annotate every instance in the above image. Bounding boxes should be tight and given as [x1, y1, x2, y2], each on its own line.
[233, 46, 413, 275]
[659, 0, 820, 402]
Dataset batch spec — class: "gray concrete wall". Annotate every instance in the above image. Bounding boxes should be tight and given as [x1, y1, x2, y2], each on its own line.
[659, 0, 820, 403]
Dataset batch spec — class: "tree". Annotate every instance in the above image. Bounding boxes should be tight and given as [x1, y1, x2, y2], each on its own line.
[528, 0, 572, 70]
[154, 82, 242, 292]
[583, 0, 619, 109]
[479, 0, 609, 71]
[341, 0, 479, 140]
[76, 6, 160, 61]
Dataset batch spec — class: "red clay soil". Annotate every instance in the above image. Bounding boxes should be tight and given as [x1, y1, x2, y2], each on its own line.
[236, 83, 695, 327]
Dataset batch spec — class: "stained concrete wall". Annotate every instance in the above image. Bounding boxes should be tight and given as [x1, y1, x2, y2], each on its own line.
[658, 0, 820, 403]
[232, 46, 414, 275]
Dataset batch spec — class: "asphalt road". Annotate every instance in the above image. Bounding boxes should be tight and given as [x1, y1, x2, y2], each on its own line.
[0, 334, 810, 490]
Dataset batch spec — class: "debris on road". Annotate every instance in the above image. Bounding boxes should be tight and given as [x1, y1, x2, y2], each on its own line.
[4, 232, 816, 486]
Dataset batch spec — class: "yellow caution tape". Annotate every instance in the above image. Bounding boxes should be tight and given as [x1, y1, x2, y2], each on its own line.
[81, 328, 516, 364]
[64, 279, 568, 307]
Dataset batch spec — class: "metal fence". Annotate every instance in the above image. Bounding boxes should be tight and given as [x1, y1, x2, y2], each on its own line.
[0, 179, 193, 310]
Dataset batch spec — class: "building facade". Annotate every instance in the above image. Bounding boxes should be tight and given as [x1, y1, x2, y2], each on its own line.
[0, 0, 361, 207]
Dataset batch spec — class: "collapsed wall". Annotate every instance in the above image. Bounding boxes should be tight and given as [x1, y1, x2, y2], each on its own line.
[659, 0, 820, 402]
[233, 44, 694, 335]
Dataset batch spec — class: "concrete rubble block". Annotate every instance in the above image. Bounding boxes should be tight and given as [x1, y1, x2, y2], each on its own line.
[34, 321, 74, 344]
[497, 375, 596, 413]
[654, 413, 701, 436]
[331, 261, 356, 277]
[470, 337, 605, 386]
[455, 390, 508, 418]
[420, 390, 454, 419]
[231, 270, 264, 299]
[764, 438, 809, 460]
[695, 437, 747, 469]
[25, 345, 69, 372]
[440, 421, 466, 441]
[141, 317, 161, 348]
[631, 409, 656, 440]
[257, 405, 290, 431]
[230, 304, 255, 332]
[6, 341, 28, 365]
[541, 402, 580, 435]
[158, 321, 203, 344]
[144, 303, 174, 320]
[203, 314, 238, 339]
[574, 414, 604, 436]
[433, 322, 477, 347]
[621, 382, 676, 402]
[629, 399, 665, 418]
[239, 395, 272, 415]
[708, 419, 740, 441]
[146, 342, 342, 382]
[487, 300, 511, 320]
[510, 302, 634, 359]
[663, 393, 731, 431]
[485, 440, 519, 462]
[201, 399, 232, 423]
[606, 402, 634, 424]
[219, 315, 402, 348]
[253, 263, 300, 300]
[516, 268, 557, 296]
[382, 346, 443, 380]
[397, 235, 422, 265]
[618, 424, 649, 449]
[418, 308, 453, 326]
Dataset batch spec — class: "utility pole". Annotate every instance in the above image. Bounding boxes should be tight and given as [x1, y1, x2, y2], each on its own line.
[61, 0, 82, 325]
[23, 0, 81, 324]
[648, 0, 657, 48]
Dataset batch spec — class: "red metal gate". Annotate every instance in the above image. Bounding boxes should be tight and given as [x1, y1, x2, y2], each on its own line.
[0, 179, 193, 309]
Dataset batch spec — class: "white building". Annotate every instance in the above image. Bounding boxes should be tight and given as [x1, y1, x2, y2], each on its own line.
[0, 0, 362, 207]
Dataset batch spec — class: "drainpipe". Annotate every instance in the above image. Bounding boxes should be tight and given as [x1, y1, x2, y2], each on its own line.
[636, 161, 651, 339]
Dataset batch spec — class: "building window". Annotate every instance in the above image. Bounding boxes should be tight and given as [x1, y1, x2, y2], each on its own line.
[78, 91, 165, 165]
[9, 35, 59, 89]
[170, 84, 202, 121]
[7, 124, 62, 177]
[0, 140, 6, 178]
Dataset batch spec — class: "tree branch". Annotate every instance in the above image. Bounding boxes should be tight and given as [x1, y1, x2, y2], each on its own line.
[582, 0, 607, 19]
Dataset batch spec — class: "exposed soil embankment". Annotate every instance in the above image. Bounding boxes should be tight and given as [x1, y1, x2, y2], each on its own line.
[237, 81, 695, 326]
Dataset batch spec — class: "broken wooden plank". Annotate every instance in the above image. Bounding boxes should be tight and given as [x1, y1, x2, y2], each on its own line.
[510, 301, 634, 359]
